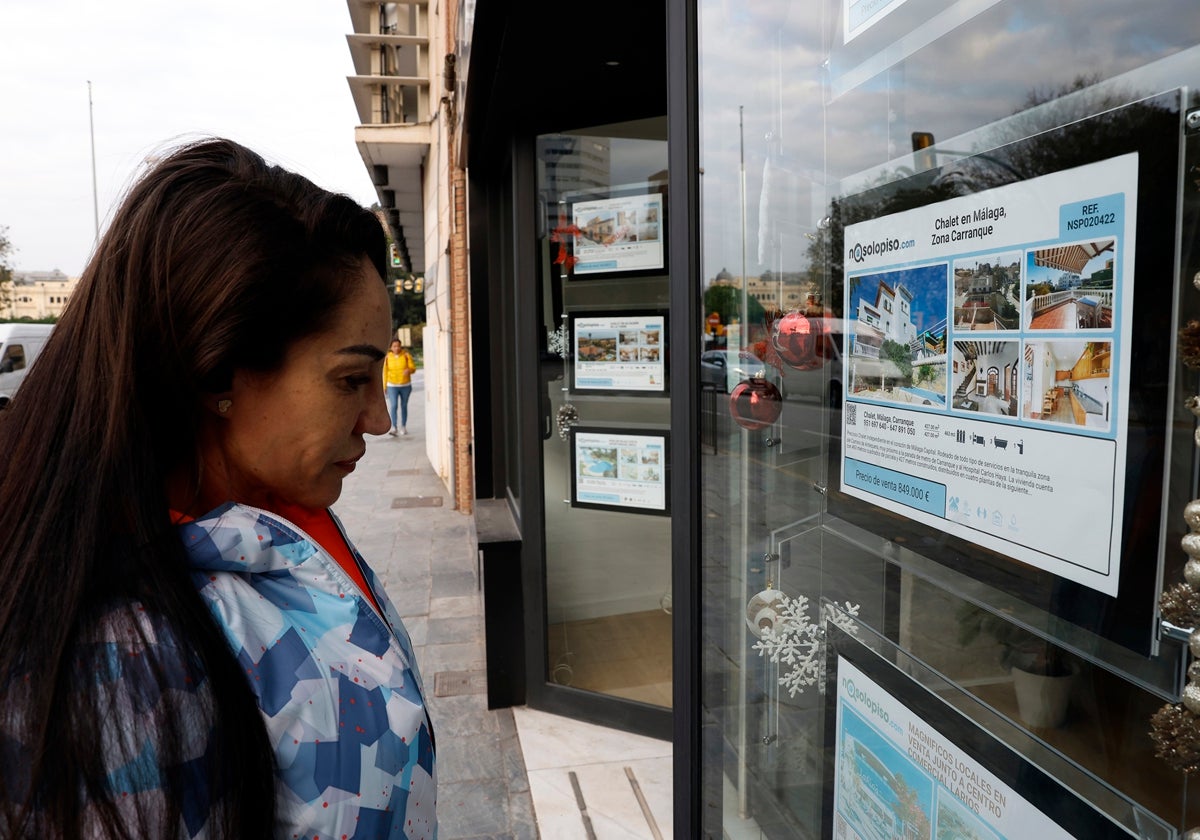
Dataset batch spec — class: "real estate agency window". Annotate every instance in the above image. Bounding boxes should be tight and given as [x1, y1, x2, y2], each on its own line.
[697, 0, 1200, 836]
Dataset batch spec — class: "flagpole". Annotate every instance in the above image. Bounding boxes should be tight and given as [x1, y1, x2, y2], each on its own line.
[88, 81, 99, 243]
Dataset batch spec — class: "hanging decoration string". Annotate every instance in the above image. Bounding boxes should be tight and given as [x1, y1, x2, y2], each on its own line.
[1149, 315, 1200, 774]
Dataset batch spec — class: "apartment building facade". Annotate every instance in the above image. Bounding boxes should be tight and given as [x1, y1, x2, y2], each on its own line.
[4, 269, 78, 320]
[344, 0, 472, 512]
[350, 1, 1200, 836]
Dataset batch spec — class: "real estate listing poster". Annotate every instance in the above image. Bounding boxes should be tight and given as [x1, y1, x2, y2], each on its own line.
[571, 313, 666, 393]
[571, 427, 669, 515]
[570, 192, 664, 276]
[826, 93, 1181, 657]
[838, 153, 1136, 598]
[824, 634, 1133, 839]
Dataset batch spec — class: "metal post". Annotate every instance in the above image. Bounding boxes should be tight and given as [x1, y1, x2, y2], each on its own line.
[87, 81, 99, 243]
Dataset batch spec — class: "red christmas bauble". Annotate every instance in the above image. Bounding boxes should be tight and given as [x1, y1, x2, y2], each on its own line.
[773, 310, 819, 369]
[729, 378, 783, 430]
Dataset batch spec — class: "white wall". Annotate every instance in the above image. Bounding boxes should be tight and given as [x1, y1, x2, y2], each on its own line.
[416, 10, 457, 498]
[421, 253, 454, 492]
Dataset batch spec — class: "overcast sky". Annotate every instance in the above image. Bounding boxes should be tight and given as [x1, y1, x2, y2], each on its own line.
[696, 0, 1195, 283]
[0, 0, 378, 275]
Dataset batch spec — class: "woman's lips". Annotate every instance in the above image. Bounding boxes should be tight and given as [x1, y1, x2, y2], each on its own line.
[335, 452, 364, 472]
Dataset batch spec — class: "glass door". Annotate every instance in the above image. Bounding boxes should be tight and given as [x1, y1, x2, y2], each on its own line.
[535, 121, 674, 712]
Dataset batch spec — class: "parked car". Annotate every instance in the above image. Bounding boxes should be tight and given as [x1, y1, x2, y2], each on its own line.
[700, 349, 766, 392]
[0, 323, 53, 408]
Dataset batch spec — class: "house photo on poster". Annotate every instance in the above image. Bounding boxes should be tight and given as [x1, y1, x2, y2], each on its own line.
[824, 631, 1135, 839]
[839, 153, 1136, 598]
[568, 190, 664, 277]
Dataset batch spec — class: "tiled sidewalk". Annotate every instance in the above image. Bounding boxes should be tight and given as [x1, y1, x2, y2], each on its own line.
[336, 373, 673, 839]
[335, 373, 539, 840]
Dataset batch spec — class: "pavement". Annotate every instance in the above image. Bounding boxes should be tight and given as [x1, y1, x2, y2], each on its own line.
[335, 373, 674, 839]
[335, 372, 540, 840]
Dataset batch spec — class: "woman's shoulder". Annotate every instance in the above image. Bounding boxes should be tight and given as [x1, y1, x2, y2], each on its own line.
[4, 602, 220, 838]
[74, 601, 210, 695]
[81, 599, 185, 646]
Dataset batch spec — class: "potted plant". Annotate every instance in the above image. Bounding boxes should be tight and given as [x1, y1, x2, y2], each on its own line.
[956, 604, 1075, 729]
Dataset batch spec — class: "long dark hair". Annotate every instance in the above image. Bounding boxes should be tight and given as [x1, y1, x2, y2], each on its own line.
[0, 138, 385, 837]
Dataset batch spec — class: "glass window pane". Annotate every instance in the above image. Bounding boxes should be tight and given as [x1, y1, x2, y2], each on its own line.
[698, 0, 1200, 834]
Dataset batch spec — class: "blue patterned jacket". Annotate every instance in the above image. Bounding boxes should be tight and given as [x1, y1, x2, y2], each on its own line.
[182, 502, 437, 839]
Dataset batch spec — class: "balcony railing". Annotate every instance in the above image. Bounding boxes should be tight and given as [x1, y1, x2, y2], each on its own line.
[346, 1, 431, 125]
[1030, 288, 1113, 315]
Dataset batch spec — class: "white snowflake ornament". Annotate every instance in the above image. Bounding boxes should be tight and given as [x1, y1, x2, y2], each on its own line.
[547, 318, 570, 358]
[752, 594, 860, 697]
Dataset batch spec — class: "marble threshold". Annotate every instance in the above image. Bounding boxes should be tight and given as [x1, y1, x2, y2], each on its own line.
[513, 707, 673, 839]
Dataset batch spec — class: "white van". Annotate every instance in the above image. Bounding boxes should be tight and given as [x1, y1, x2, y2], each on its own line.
[0, 324, 54, 408]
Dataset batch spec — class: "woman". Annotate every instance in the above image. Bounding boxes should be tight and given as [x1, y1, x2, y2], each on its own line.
[383, 338, 417, 435]
[0, 139, 435, 838]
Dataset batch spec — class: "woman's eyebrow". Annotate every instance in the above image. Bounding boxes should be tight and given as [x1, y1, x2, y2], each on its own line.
[336, 344, 386, 361]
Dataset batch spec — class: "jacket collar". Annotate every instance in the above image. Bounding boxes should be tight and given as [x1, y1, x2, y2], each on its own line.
[177, 500, 423, 691]
[177, 501, 323, 574]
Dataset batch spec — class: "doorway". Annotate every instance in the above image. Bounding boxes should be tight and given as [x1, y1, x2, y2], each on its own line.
[536, 123, 673, 716]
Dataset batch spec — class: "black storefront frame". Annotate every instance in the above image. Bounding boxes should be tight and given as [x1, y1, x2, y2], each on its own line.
[464, 7, 682, 749]
[462, 1, 703, 831]
[666, 0, 701, 836]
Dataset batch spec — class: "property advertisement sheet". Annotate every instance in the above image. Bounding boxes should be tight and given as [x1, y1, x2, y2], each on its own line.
[833, 657, 1082, 839]
[573, 314, 665, 392]
[840, 154, 1137, 596]
[573, 430, 666, 512]
[571, 193, 664, 275]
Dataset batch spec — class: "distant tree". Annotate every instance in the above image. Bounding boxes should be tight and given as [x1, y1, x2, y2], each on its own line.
[806, 183, 962, 319]
[406, 323, 424, 351]
[370, 212, 425, 331]
[804, 71, 1174, 363]
[703, 283, 765, 328]
[0, 227, 13, 317]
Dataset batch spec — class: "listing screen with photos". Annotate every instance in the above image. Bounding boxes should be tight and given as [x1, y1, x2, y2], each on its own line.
[839, 154, 1136, 597]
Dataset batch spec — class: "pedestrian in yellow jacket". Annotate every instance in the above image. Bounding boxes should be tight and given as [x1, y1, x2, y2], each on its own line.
[383, 338, 417, 435]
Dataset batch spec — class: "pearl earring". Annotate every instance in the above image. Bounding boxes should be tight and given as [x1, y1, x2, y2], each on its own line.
[217, 399, 232, 414]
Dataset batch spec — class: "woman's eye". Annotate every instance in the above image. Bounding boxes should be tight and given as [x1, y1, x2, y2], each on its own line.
[344, 375, 372, 390]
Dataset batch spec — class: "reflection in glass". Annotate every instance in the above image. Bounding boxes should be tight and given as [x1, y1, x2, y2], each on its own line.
[698, 0, 1200, 835]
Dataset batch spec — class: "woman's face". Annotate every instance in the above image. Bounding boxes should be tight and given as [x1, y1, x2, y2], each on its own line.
[390, 339, 402, 354]
[197, 257, 392, 512]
